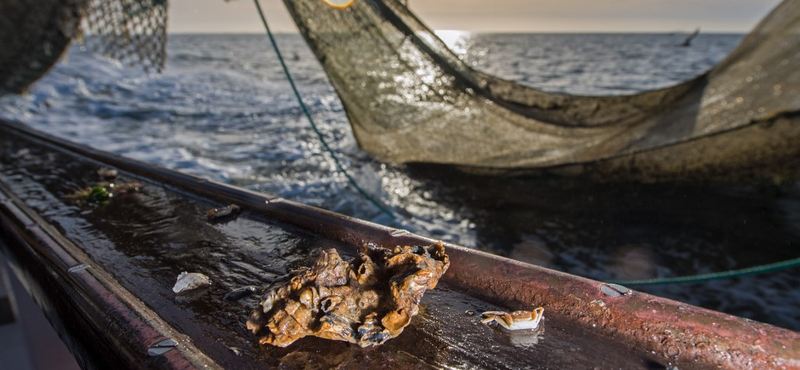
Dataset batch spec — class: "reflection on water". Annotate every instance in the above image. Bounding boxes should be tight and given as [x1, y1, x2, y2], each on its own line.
[433, 30, 473, 55]
[503, 327, 545, 348]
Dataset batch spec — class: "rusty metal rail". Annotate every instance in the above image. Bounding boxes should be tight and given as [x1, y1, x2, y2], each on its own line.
[0, 182, 223, 370]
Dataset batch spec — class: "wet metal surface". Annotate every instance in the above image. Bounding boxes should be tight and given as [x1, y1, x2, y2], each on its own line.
[1, 122, 799, 370]
[0, 127, 672, 369]
[148, 339, 179, 357]
[67, 264, 90, 273]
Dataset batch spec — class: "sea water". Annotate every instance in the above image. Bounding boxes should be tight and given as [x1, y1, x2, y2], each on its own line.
[2, 33, 799, 330]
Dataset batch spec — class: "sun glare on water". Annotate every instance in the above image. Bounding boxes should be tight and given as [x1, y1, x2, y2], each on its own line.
[434, 30, 472, 55]
[323, 0, 355, 9]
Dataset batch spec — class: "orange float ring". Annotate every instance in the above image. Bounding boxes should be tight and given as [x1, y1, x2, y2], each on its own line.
[323, 0, 355, 9]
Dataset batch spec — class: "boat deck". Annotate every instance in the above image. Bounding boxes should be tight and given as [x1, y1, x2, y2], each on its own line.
[0, 121, 797, 370]
[0, 123, 659, 369]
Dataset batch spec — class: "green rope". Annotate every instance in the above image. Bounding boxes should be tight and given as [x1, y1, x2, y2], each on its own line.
[608, 257, 800, 286]
[253, 0, 395, 219]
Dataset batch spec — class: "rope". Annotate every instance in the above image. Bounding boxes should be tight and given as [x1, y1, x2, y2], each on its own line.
[253, 0, 395, 219]
[608, 257, 800, 286]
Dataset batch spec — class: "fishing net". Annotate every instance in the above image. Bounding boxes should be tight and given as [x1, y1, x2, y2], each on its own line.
[0, 0, 83, 94]
[0, 0, 168, 95]
[282, 0, 800, 181]
[79, 0, 168, 72]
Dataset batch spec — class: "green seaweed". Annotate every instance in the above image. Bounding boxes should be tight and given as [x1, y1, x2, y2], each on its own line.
[87, 186, 111, 203]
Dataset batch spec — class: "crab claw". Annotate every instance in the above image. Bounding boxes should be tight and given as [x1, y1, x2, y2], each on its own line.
[480, 307, 545, 331]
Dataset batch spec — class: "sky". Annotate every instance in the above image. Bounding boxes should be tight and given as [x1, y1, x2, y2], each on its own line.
[168, 0, 782, 34]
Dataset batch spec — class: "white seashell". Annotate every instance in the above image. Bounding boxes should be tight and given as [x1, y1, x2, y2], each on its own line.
[172, 272, 212, 294]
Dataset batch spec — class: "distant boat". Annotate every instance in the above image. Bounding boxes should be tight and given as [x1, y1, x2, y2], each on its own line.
[677, 27, 701, 47]
[284, 0, 800, 183]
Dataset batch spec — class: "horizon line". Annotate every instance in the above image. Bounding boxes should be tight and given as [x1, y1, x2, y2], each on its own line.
[166, 29, 749, 35]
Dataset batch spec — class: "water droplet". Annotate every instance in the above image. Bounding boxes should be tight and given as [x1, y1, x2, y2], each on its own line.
[68, 264, 90, 273]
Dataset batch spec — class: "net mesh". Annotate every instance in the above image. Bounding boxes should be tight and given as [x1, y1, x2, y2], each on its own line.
[0, 0, 168, 95]
[79, 0, 168, 72]
[283, 0, 800, 181]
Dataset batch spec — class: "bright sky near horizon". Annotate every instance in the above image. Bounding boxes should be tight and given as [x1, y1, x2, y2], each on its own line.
[168, 0, 782, 34]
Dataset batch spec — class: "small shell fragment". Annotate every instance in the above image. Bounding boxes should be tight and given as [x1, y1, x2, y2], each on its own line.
[97, 167, 118, 179]
[172, 272, 212, 294]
